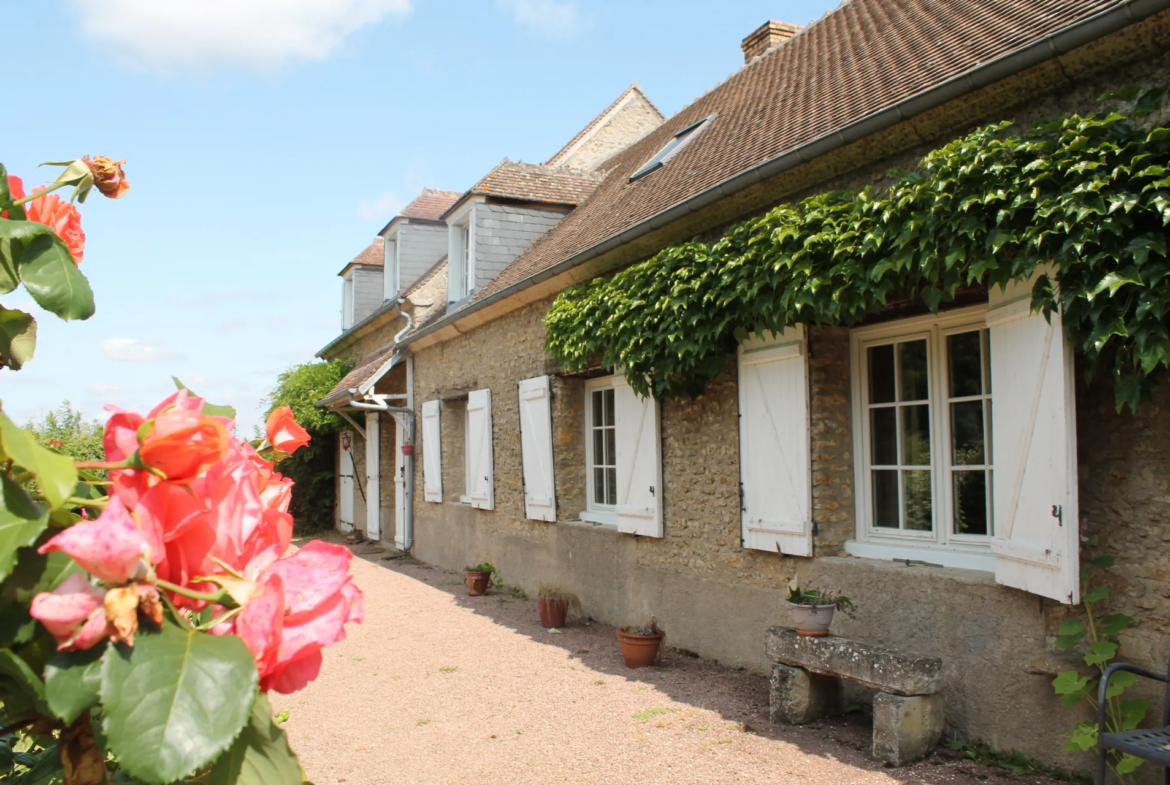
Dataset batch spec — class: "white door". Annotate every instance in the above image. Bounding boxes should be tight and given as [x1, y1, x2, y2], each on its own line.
[339, 432, 355, 532]
[394, 417, 407, 550]
[366, 412, 380, 541]
[737, 326, 812, 556]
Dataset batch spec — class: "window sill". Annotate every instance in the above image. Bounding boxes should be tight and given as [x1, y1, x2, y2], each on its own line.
[580, 510, 618, 526]
[458, 495, 472, 505]
[844, 540, 994, 573]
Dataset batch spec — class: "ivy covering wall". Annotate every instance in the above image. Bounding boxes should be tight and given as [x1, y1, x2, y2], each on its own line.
[545, 87, 1170, 411]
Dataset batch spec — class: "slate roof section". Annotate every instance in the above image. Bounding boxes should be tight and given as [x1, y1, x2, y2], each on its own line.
[400, 189, 463, 222]
[455, 0, 1122, 306]
[545, 84, 664, 169]
[442, 160, 604, 218]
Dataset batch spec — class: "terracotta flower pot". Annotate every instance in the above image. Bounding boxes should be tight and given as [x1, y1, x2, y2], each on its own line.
[401, 444, 414, 457]
[538, 597, 568, 628]
[788, 602, 836, 637]
[465, 570, 491, 596]
[617, 627, 663, 668]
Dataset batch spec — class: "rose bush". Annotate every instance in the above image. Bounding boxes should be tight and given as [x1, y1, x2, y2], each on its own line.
[0, 158, 357, 784]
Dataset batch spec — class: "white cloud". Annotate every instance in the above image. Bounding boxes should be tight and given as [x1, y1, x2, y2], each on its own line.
[71, 0, 413, 73]
[88, 382, 122, 395]
[358, 192, 406, 222]
[101, 339, 182, 363]
[496, 0, 582, 37]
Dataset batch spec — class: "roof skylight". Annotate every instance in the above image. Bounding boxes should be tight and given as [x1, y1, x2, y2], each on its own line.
[629, 115, 716, 181]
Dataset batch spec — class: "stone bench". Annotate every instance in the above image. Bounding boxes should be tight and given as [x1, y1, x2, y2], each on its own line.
[765, 627, 944, 765]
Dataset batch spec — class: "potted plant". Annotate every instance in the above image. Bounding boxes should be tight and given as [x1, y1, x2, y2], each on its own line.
[537, 584, 580, 628]
[617, 617, 664, 668]
[465, 562, 500, 596]
[786, 577, 852, 637]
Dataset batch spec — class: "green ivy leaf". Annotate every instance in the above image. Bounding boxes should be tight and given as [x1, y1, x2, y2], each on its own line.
[1116, 753, 1146, 774]
[0, 306, 36, 371]
[1119, 697, 1150, 731]
[101, 621, 259, 784]
[45, 646, 105, 724]
[209, 693, 302, 785]
[0, 410, 78, 510]
[19, 234, 94, 320]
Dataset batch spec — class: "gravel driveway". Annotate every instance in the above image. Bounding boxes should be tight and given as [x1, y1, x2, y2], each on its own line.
[271, 549, 1065, 785]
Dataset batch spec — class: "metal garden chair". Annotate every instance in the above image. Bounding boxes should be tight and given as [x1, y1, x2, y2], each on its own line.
[1098, 657, 1170, 785]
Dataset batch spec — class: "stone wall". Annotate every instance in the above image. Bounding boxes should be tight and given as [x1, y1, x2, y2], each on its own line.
[556, 91, 664, 173]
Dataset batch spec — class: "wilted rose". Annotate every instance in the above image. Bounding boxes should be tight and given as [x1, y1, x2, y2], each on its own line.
[83, 156, 130, 199]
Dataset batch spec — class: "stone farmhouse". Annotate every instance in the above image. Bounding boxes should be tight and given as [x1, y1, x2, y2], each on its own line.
[316, 1, 1170, 769]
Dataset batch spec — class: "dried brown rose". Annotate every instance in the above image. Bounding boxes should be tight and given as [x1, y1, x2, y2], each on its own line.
[83, 156, 129, 199]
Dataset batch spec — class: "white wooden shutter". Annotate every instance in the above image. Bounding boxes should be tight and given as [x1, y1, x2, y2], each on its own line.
[613, 375, 663, 537]
[737, 326, 812, 556]
[519, 376, 556, 522]
[467, 389, 495, 510]
[987, 268, 1080, 604]
[422, 400, 442, 503]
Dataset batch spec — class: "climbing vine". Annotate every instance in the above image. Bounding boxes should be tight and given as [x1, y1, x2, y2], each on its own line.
[545, 86, 1170, 410]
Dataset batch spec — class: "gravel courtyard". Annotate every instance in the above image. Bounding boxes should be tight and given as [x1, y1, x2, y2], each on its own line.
[271, 549, 1065, 785]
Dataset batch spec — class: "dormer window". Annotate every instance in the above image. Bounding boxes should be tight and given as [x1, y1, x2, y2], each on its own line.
[384, 231, 400, 301]
[447, 202, 477, 303]
[629, 115, 715, 181]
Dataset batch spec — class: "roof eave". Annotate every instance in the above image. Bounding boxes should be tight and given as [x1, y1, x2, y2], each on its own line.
[400, 0, 1168, 350]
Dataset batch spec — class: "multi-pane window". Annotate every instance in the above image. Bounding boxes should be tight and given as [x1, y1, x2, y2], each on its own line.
[856, 312, 993, 550]
[586, 383, 617, 509]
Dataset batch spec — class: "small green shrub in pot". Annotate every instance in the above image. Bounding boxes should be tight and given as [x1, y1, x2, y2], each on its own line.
[787, 577, 853, 637]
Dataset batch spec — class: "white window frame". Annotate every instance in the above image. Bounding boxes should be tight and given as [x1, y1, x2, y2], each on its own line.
[383, 227, 400, 302]
[582, 376, 618, 526]
[341, 271, 355, 330]
[446, 200, 478, 303]
[846, 304, 997, 572]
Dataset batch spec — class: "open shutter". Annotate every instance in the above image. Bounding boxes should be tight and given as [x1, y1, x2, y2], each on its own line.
[738, 326, 812, 556]
[987, 270, 1079, 603]
[613, 375, 662, 537]
[519, 376, 556, 521]
[422, 400, 442, 503]
[467, 389, 495, 510]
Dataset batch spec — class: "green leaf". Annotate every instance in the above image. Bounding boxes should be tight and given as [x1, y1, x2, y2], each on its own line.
[101, 622, 259, 783]
[0, 649, 46, 714]
[172, 376, 237, 421]
[209, 693, 302, 785]
[1106, 669, 1138, 699]
[1116, 753, 1146, 774]
[0, 306, 36, 370]
[1100, 613, 1133, 637]
[1083, 585, 1110, 604]
[0, 472, 49, 583]
[19, 234, 94, 320]
[0, 545, 84, 645]
[1083, 639, 1120, 666]
[0, 218, 52, 244]
[1091, 555, 1117, 570]
[13, 742, 62, 785]
[45, 646, 105, 724]
[0, 410, 78, 509]
[1119, 697, 1150, 730]
[1064, 721, 1098, 752]
[1052, 670, 1091, 697]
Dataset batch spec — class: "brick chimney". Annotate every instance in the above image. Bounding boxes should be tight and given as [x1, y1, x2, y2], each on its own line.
[741, 20, 802, 63]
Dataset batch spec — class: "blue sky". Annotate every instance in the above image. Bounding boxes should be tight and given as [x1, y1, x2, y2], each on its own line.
[2, 0, 837, 434]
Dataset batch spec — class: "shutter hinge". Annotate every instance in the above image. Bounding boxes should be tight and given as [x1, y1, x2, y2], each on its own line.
[739, 482, 745, 512]
[812, 520, 819, 537]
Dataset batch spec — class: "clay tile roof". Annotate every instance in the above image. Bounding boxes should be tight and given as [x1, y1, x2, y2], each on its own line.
[337, 238, 384, 276]
[456, 0, 1120, 306]
[400, 189, 463, 222]
[318, 346, 396, 406]
[545, 84, 664, 169]
[444, 160, 604, 218]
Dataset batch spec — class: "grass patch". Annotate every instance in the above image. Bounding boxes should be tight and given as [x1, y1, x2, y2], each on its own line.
[632, 707, 670, 722]
[416, 718, 432, 726]
[274, 710, 289, 724]
[949, 742, 1087, 782]
[439, 666, 458, 673]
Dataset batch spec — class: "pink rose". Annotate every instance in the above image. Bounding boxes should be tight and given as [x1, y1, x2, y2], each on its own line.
[38, 496, 151, 585]
[265, 406, 310, 455]
[29, 574, 109, 651]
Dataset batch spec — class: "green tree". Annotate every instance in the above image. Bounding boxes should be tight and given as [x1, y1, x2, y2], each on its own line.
[25, 400, 104, 465]
[264, 360, 349, 533]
